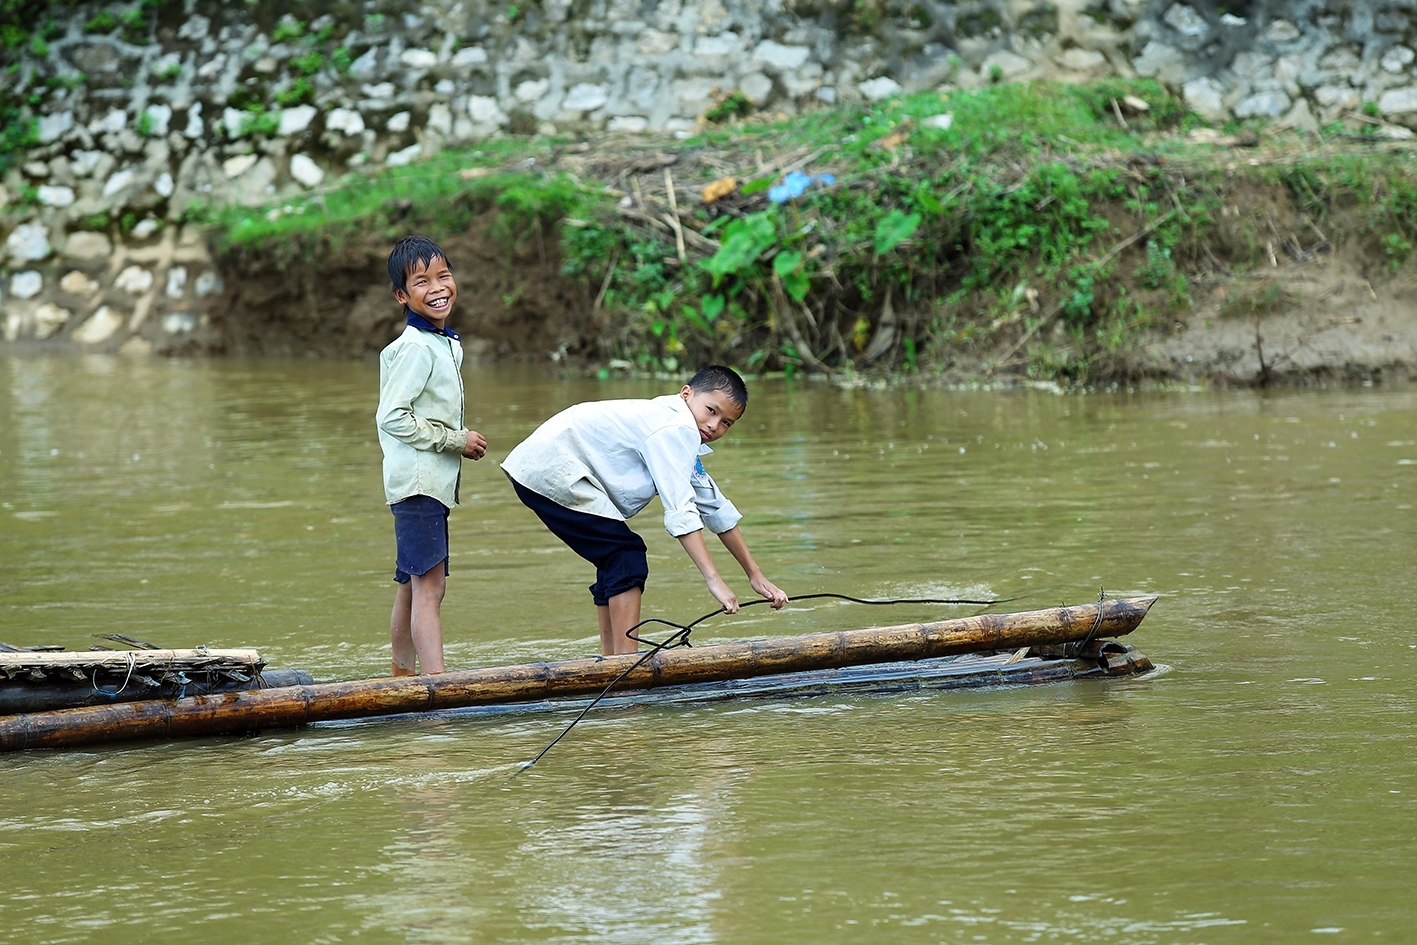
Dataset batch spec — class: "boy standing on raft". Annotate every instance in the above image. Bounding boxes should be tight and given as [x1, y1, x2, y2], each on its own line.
[376, 236, 488, 676]
[502, 366, 789, 657]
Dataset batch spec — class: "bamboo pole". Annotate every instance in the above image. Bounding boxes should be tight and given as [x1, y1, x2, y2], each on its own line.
[0, 597, 1156, 752]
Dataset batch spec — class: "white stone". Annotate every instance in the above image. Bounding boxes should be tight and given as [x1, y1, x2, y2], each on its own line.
[37, 185, 75, 208]
[434, 79, 455, 95]
[1315, 85, 1360, 110]
[350, 47, 379, 77]
[452, 46, 488, 67]
[816, 86, 837, 104]
[102, 169, 136, 198]
[34, 303, 72, 340]
[131, 219, 160, 240]
[23, 161, 49, 179]
[223, 107, 245, 138]
[9, 271, 42, 300]
[143, 104, 172, 136]
[115, 266, 155, 294]
[165, 267, 188, 299]
[1220, 13, 1246, 26]
[177, 14, 209, 41]
[696, 34, 740, 56]
[637, 29, 678, 56]
[516, 78, 550, 103]
[737, 72, 773, 106]
[982, 50, 1033, 80]
[1231, 51, 1273, 80]
[279, 105, 317, 135]
[185, 103, 204, 139]
[1234, 90, 1291, 118]
[289, 153, 325, 187]
[751, 41, 810, 71]
[223, 154, 259, 178]
[1264, 20, 1300, 43]
[6, 223, 52, 264]
[63, 232, 111, 260]
[386, 143, 422, 166]
[562, 83, 610, 112]
[426, 103, 452, 136]
[859, 76, 904, 102]
[71, 150, 104, 176]
[162, 312, 197, 334]
[1379, 87, 1417, 115]
[387, 111, 411, 133]
[197, 54, 226, 79]
[1163, 4, 1208, 37]
[467, 96, 508, 125]
[922, 112, 954, 131]
[60, 271, 100, 295]
[72, 306, 123, 345]
[154, 172, 174, 198]
[362, 82, 396, 99]
[38, 111, 73, 144]
[119, 336, 154, 356]
[607, 116, 649, 132]
[1059, 48, 1107, 71]
[399, 48, 438, 69]
[1382, 46, 1415, 74]
[326, 107, 366, 135]
[1133, 41, 1187, 84]
[1278, 98, 1319, 134]
[91, 109, 127, 134]
[193, 272, 223, 297]
[1183, 76, 1229, 121]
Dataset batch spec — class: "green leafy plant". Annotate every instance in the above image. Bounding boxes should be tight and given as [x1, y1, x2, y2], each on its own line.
[706, 92, 753, 124]
[275, 78, 315, 107]
[84, 11, 117, 33]
[290, 51, 325, 76]
[874, 209, 921, 255]
[272, 17, 305, 43]
[331, 47, 353, 72]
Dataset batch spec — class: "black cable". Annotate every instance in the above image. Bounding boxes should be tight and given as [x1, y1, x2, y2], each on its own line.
[513, 592, 1014, 775]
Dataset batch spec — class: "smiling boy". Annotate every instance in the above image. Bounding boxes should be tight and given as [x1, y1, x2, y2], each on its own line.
[376, 236, 487, 675]
[502, 366, 788, 656]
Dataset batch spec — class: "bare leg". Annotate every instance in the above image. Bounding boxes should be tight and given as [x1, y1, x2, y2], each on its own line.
[409, 568, 447, 674]
[391, 581, 415, 676]
[603, 587, 643, 656]
[597, 604, 614, 657]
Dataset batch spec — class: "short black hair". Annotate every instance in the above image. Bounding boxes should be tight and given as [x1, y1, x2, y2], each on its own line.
[387, 235, 452, 294]
[687, 365, 748, 409]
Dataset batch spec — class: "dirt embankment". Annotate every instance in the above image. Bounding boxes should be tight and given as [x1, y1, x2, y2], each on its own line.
[214, 210, 599, 360]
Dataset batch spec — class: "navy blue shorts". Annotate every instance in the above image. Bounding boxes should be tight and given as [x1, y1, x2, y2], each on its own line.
[512, 480, 649, 606]
[391, 494, 450, 583]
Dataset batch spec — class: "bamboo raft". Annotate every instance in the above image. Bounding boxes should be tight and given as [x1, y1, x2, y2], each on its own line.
[0, 597, 1157, 752]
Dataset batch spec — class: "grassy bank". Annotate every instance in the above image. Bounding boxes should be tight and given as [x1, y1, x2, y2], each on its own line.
[210, 79, 1417, 383]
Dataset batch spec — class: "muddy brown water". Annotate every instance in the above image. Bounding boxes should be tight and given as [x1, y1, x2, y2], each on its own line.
[2, 354, 1415, 943]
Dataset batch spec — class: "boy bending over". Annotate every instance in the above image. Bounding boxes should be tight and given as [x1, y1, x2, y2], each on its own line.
[376, 235, 487, 675]
[502, 365, 788, 656]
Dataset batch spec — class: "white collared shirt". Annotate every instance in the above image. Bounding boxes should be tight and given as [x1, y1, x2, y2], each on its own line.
[376, 324, 466, 508]
[501, 394, 742, 536]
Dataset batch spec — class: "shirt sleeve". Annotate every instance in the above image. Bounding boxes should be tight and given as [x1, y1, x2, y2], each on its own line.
[640, 425, 706, 536]
[691, 462, 743, 534]
[376, 341, 465, 453]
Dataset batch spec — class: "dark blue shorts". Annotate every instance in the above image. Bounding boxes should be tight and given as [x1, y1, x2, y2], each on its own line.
[512, 480, 649, 606]
[391, 494, 450, 583]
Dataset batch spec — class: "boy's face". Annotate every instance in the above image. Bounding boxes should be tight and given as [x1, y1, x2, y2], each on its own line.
[393, 255, 457, 327]
[679, 386, 744, 444]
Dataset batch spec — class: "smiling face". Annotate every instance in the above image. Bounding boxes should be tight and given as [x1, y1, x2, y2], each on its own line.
[680, 385, 744, 444]
[393, 254, 457, 328]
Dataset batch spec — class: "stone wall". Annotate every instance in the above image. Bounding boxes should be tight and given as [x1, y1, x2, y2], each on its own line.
[2, 0, 1417, 353]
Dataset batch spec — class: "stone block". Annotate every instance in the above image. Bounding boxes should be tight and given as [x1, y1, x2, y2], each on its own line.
[982, 50, 1034, 80]
[1383, 46, 1416, 74]
[858, 76, 903, 102]
[752, 41, 810, 72]
[165, 267, 188, 299]
[1133, 41, 1187, 85]
[194, 272, 224, 297]
[607, 116, 649, 132]
[1234, 90, 1291, 118]
[223, 154, 259, 178]
[34, 303, 71, 340]
[637, 30, 678, 56]
[144, 104, 172, 136]
[695, 34, 741, 56]
[9, 270, 42, 300]
[290, 154, 325, 187]
[131, 219, 160, 240]
[326, 108, 366, 136]
[516, 79, 551, 103]
[468, 96, 508, 125]
[740, 72, 774, 106]
[1183, 76, 1229, 121]
[563, 83, 610, 112]
[155, 172, 174, 198]
[115, 266, 155, 295]
[452, 46, 488, 67]
[71, 151, 104, 177]
[37, 185, 75, 208]
[922, 113, 954, 130]
[162, 312, 197, 334]
[91, 110, 127, 134]
[1379, 86, 1417, 115]
[279, 105, 318, 135]
[386, 143, 422, 166]
[387, 111, 411, 132]
[63, 232, 111, 260]
[60, 271, 101, 296]
[72, 306, 124, 344]
[400, 49, 438, 69]
[1059, 48, 1107, 71]
[38, 111, 73, 144]
[427, 103, 453, 136]
[1164, 4, 1209, 38]
[6, 223, 52, 264]
[102, 168, 136, 198]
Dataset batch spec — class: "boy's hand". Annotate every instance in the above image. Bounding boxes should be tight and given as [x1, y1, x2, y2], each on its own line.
[706, 574, 739, 614]
[462, 430, 487, 460]
[750, 575, 790, 610]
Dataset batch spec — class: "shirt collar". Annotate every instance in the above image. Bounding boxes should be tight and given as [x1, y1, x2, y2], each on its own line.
[406, 311, 460, 341]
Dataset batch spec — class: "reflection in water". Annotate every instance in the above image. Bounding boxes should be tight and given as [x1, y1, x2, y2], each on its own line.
[2, 356, 1417, 942]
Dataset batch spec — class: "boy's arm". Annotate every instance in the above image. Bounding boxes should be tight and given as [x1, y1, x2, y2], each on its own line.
[377, 343, 471, 454]
[677, 529, 740, 613]
[716, 526, 789, 609]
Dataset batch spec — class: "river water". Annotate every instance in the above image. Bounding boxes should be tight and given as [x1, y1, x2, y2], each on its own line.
[1, 354, 1414, 943]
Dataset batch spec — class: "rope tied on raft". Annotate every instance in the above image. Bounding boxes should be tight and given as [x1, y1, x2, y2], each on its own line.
[515, 591, 1012, 775]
